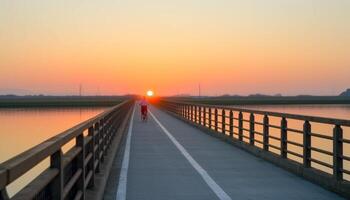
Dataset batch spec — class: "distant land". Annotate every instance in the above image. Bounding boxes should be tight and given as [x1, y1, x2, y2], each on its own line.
[0, 95, 133, 108]
[169, 95, 350, 105]
[1, 90, 350, 107]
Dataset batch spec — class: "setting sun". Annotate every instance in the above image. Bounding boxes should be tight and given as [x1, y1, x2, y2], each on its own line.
[147, 90, 154, 97]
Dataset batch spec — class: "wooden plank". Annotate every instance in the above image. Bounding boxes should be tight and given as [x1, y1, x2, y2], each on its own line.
[76, 133, 86, 199]
[85, 170, 93, 189]
[84, 136, 92, 145]
[50, 150, 63, 200]
[63, 169, 82, 198]
[3, 141, 58, 184]
[63, 147, 82, 168]
[0, 168, 7, 189]
[12, 168, 59, 200]
[84, 153, 93, 167]
[73, 190, 82, 200]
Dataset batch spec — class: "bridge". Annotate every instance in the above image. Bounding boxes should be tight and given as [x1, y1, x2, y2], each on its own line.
[0, 99, 349, 199]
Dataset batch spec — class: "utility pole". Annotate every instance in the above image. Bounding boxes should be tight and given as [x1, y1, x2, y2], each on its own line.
[198, 83, 201, 98]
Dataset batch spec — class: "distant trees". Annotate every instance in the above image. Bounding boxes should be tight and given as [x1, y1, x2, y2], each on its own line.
[340, 89, 350, 96]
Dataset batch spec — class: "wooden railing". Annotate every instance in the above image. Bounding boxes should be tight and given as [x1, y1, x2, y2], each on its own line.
[0, 100, 134, 200]
[157, 100, 350, 197]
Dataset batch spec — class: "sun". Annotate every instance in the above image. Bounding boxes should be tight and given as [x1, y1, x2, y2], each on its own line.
[146, 90, 154, 97]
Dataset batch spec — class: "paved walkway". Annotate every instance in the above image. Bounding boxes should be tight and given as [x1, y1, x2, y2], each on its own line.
[104, 105, 343, 200]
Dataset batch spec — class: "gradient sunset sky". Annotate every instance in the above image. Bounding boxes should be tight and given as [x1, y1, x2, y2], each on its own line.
[1, 0, 349, 96]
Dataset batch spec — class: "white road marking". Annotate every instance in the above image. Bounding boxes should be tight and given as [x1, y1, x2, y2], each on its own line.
[116, 105, 135, 200]
[149, 110, 232, 200]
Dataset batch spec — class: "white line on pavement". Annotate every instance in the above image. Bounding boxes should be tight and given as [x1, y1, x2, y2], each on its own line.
[149, 110, 232, 200]
[116, 105, 135, 200]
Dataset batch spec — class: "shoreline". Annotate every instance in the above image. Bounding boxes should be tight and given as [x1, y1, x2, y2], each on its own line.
[168, 96, 350, 105]
[0, 96, 130, 108]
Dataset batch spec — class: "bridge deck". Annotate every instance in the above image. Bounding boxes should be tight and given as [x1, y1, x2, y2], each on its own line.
[105, 105, 343, 200]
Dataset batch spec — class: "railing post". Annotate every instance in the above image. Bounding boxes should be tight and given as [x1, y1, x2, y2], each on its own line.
[184, 105, 186, 119]
[88, 126, 95, 188]
[214, 108, 218, 132]
[50, 150, 63, 200]
[209, 108, 212, 129]
[182, 105, 184, 118]
[281, 117, 288, 158]
[181, 105, 184, 117]
[95, 122, 100, 173]
[333, 125, 343, 180]
[263, 115, 269, 151]
[194, 106, 197, 123]
[190, 105, 193, 121]
[203, 107, 206, 126]
[249, 113, 255, 145]
[187, 105, 190, 120]
[198, 106, 202, 125]
[238, 112, 243, 141]
[76, 133, 86, 199]
[229, 110, 233, 137]
[222, 109, 225, 134]
[184, 105, 186, 118]
[171, 103, 174, 113]
[303, 121, 311, 168]
[100, 119, 105, 162]
[104, 118, 109, 156]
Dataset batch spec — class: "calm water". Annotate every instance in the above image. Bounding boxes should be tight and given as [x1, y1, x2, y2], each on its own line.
[0, 107, 106, 197]
[239, 104, 350, 119]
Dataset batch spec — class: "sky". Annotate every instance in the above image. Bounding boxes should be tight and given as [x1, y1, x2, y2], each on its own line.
[0, 0, 350, 96]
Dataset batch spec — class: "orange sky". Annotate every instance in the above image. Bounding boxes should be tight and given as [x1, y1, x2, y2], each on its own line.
[1, 0, 350, 96]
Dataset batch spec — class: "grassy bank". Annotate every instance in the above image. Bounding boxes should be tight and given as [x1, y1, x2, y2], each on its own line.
[168, 96, 350, 105]
[0, 96, 132, 108]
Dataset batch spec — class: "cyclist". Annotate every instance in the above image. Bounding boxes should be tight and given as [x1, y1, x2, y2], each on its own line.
[139, 96, 148, 121]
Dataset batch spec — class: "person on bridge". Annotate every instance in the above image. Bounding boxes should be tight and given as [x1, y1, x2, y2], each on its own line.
[139, 96, 148, 121]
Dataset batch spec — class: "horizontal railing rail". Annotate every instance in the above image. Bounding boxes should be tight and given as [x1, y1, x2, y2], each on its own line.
[0, 100, 134, 200]
[164, 100, 350, 126]
[157, 99, 350, 198]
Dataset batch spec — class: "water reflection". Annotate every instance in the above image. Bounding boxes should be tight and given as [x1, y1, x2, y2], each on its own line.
[0, 107, 106, 197]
